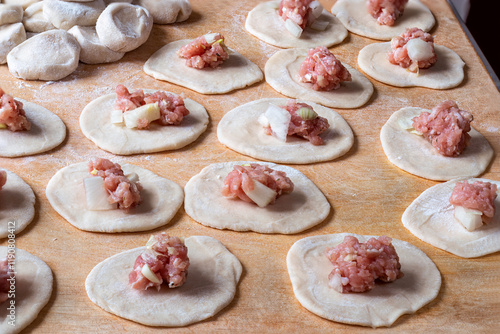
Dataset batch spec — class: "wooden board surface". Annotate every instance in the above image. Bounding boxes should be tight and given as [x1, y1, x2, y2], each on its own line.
[1, 0, 499, 332]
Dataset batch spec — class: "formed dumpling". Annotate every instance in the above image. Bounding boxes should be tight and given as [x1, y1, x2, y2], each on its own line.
[68, 25, 125, 64]
[134, 0, 191, 24]
[43, 0, 106, 30]
[0, 23, 26, 65]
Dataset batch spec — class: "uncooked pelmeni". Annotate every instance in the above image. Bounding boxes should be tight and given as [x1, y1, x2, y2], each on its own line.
[104, 0, 133, 4]
[0, 4, 23, 25]
[23, 2, 56, 33]
[43, 0, 106, 30]
[96, 3, 153, 52]
[134, 0, 191, 24]
[68, 25, 125, 64]
[3, 0, 40, 10]
[7, 30, 80, 81]
[0, 23, 26, 64]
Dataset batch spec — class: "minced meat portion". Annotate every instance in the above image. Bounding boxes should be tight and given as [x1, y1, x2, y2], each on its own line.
[0, 171, 6, 192]
[325, 235, 403, 293]
[176, 33, 229, 69]
[299, 46, 352, 91]
[449, 181, 498, 223]
[279, 0, 313, 29]
[367, 0, 408, 26]
[222, 163, 294, 205]
[388, 27, 437, 72]
[0, 88, 30, 132]
[412, 100, 473, 157]
[129, 233, 189, 290]
[88, 158, 142, 210]
[0, 258, 10, 303]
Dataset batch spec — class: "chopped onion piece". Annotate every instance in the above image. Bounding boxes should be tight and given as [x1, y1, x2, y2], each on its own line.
[264, 104, 291, 142]
[454, 205, 483, 231]
[123, 102, 160, 129]
[310, 19, 329, 31]
[110, 108, 124, 125]
[406, 38, 434, 62]
[328, 273, 343, 293]
[145, 235, 157, 249]
[398, 116, 422, 135]
[297, 107, 318, 120]
[84, 177, 115, 211]
[0, 123, 6, 129]
[309, 1, 323, 21]
[242, 178, 277, 208]
[258, 113, 270, 127]
[204, 33, 218, 44]
[285, 19, 303, 38]
[141, 263, 161, 284]
[126, 172, 139, 183]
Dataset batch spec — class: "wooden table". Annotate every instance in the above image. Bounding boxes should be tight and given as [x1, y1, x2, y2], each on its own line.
[1, 0, 499, 332]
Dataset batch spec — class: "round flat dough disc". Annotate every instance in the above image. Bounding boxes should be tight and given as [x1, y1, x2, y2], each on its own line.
[0, 169, 35, 239]
[217, 98, 353, 164]
[0, 98, 66, 157]
[144, 39, 263, 95]
[85, 235, 242, 326]
[358, 42, 465, 89]
[287, 233, 441, 327]
[380, 107, 493, 181]
[79, 89, 209, 155]
[134, 0, 191, 24]
[245, 0, 347, 49]
[184, 161, 330, 234]
[46, 162, 184, 233]
[331, 0, 435, 40]
[265, 48, 373, 109]
[0, 247, 53, 334]
[402, 178, 500, 258]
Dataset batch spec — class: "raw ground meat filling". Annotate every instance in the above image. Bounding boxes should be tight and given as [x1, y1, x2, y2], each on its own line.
[176, 33, 229, 69]
[449, 181, 498, 223]
[129, 233, 190, 290]
[325, 235, 403, 293]
[0, 171, 6, 191]
[367, 0, 409, 26]
[0, 258, 9, 303]
[388, 27, 437, 73]
[279, 0, 313, 29]
[299, 46, 352, 91]
[412, 100, 473, 157]
[0, 88, 30, 132]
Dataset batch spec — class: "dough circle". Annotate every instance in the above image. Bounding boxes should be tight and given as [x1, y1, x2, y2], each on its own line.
[0, 23, 26, 64]
[358, 42, 465, 89]
[0, 247, 53, 334]
[134, 0, 192, 24]
[85, 235, 242, 326]
[68, 25, 125, 64]
[46, 162, 184, 233]
[331, 0, 435, 40]
[79, 89, 209, 155]
[245, 0, 347, 49]
[217, 98, 354, 164]
[265, 48, 373, 108]
[287, 233, 441, 327]
[43, 0, 105, 30]
[402, 178, 500, 258]
[0, 98, 66, 157]
[0, 169, 35, 239]
[184, 161, 330, 234]
[380, 107, 493, 181]
[144, 39, 264, 95]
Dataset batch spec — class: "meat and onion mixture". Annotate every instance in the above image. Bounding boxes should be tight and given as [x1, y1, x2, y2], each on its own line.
[367, 0, 408, 26]
[450, 181, 498, 224]
[299, 46, 351, 91]
[0, 170, 6, 192]
[177, 33, 229, 69]
[129, 233, 190, 290]
[0, 258, 10, 303]
[325, 235, 403, 293]
[222, 163, 294, 205]
[115, 85, 189, 129]
[279, 0, 313, 29]
[412, 100, 473, 157]
[88, 158, 142, 210]
[0, 88, 30, 132]
[388, 27, 437, 73]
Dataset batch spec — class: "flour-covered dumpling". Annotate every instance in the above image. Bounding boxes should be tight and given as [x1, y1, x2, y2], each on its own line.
[68, 25, 125, 64]
[43, 0, 106, 30]
[0, 4, 23, 25]
[134, 0, 191, 24]
[3, 0, 40, 10]
[23, 2, 56, 33]
[0, 23, 26, 64]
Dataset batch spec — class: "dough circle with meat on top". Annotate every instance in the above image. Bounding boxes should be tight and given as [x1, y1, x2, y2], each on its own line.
[85, 235, 242, 326]
[217, 98, 353, 164]
[184, 161, 330, 234]
[402, 178, 500, 258]
[0, 98, 66, 157]
[245, 0, 347, 49]
[0, 169, 35, 239]
[331, 0, 435, 40]
[0, 247, 53, 334]
[46, 162, 184, 233]
[79, 89, 209, 155]
[380, 107, 493, 181]
[144, 39, 263, 94]
[287, 233, 441, 327]
[265, 48, 373, 108]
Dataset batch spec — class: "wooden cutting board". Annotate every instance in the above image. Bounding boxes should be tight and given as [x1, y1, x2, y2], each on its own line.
[1, 0, 499, 332]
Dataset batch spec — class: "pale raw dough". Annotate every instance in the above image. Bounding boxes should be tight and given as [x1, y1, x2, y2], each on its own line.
[104, 0, 133, 4]
[217, 98, 354, 164]
[331, 0, 435, 40]
[43, 0, 105, 30]
[184, 161, 330, 234]
[0, 169, 35, 239]
[0, 23, 26, 64]
[46, 162, 184, 233]
[265, 48, 373, 109]
[7, 30, 80, 81]
[0, 98, 66, 157]
[144, 40, 263, 95]
[23, 2, 56, 33]
[85, 235, 242, 326]
[133, 0, 191, 24]
[2, 0, 40, 10]
[96, 3, 153, 53]
[0, 4, 23, 25]
[0, 247, 53, 334]
[380, 107, 493, 181]
[402, 178, 500, 258]
[79, 89, 209, 155]
[287, 233, 441, 327]
[68, 25, 125, 64]
[245, 0, 347, 49]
